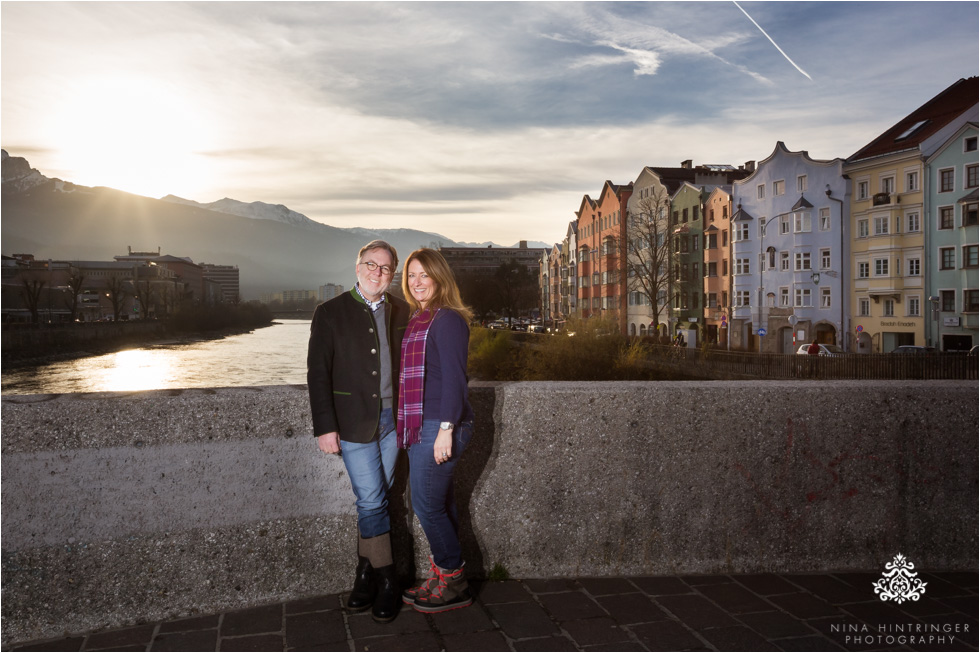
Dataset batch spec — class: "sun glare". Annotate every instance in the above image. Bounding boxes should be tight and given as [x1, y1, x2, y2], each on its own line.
[49, 75, 213, 198]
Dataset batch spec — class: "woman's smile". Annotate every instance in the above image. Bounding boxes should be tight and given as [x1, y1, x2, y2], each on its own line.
[407, 259, 436, 309]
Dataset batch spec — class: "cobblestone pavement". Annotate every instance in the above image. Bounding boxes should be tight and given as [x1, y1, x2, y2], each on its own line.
[8, 572, 978, 652]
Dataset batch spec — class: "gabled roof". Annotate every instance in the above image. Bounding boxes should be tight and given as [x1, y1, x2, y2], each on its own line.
[848, 77, 979, 163]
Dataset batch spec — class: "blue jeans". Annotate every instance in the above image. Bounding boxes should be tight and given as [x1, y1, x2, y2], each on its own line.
[408, 419, 473, 569]
[341, 407, 398, 538]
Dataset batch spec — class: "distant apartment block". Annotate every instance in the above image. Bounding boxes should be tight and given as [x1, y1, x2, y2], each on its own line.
[439, 242, 546, 275]
[318, 283, 346, 301]
[201, 263, 241, 302]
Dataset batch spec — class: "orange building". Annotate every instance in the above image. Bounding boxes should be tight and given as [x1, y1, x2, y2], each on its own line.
[576, 181, 633, 332]
[703, 186, 734, 346]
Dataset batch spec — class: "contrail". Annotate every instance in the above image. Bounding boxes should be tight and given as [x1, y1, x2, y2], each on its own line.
[733, 1, 812, 81]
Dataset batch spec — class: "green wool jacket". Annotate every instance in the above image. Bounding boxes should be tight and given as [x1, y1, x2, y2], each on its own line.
[307, 288, 409, 443]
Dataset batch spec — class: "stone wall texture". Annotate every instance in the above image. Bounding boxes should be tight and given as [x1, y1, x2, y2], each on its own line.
[2, 381, 977, 644]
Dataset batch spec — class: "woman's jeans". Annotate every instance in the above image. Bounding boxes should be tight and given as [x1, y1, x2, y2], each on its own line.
[408, 419, 473, 570]
[341, 407, 398, 538]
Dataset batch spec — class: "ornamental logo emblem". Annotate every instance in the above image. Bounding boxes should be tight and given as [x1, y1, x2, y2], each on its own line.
[872, 553, 927, 604]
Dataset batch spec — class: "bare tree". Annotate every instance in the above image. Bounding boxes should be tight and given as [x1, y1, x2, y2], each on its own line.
[64, 270, 87, 322]
[20, 274, 46, 324]
[622, 188, 674, 334]
[132, 278, 156, 319]
[105, 275, 129, 321]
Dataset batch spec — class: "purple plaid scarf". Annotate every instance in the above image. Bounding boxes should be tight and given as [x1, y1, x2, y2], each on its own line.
[397, 308, 440, 448]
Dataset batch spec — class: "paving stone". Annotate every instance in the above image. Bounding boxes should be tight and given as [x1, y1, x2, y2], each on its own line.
[773, 635, 846, 651]
[576, 578, 637, 596]
[537, 591, 606, 621]
[524, 579, 578, 594]
[655, 594, 739, 631]
[898, 596, 962, 618]
[10, 637, 84, 651]
[218, 634, 286, 651]
[937, 595, 978, 616]
[696, 582, 775, 614]
[477, 580, 533, 604]
[561, 616, 632, 647]
[440, 629, 511, 651]
[86, 625, 156, 649]
[735, 574, 799, 595]
[149, 629, 218, 651]
[221, 604, 282, 637]
[628, 619, 703, 651]
[831, 572, 880, 591]
[925, 571, 979, 589]
[916, 575, 969, 599]
[352, 630, 442, 651]
[427, 603, 495, 634]
[629, 576, 693, 596]
[765, 592, 840, 620]
[840, 599, 917, 624]
[678, 574, 732, 586]
[511, 635, 578, 651]
[158, 614, 220, 633]
[88, 646, 148, 651]
[781, 574, 872, 604]
[580, 643, 647, 652]
[284, 610, 347, 648]
[284, 594, 343, 614]
[596, 593, 670, 625]
[698, 625, 780, 651]
[736, 611, 818, 639]
[485, 601, 559, 639]
[347, 608, 429, 639]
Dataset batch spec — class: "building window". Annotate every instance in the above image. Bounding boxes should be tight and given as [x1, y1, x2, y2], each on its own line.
[858, 219, 869, 238]
[735, 291, 750, 307]
[780, 251, 790, 271]
[907, 296, 920, 317]
[858, 261, 869, 279]
[966, 136, 978, 152]
[706, 262, 717, 277]
[881, 176, 895, 195]
[941, 290, 956, 312]
[873, 216, 889, 235]
[793, 212, 811, 233]
[907, 258, 920, 276]
[820, 287, 831, 308]
[794, 287, 812, 307]
[859, 298, 870, 316]
[779, 215, 789, 235]
[779, 287, 790, 307]
[857, 181, 869, 200]
[722, 259, 728, 275]
[965, 289, 979, 312]
[940, 168, 955, 192]
[939, 206, 954, 229]
[773, 180, 785, 196]
[757, 184, 765, 199]
[797, 175, 807, 192]
[964, 245, 978, 268]
[706, 233, 717, 249]
[907, 212, 920, 232]
[736, 223, 749, 241]
[967, 164, 978, 189]
[940, 248, 955, 270]
[795, 252, 811, 271]
[820, 248, 831, 269]
[905, 170, 919, 192]
[874, 258, 889, 276]
[682, 208, 689, 223]
[883, 299, 895, 317]
[735, 258, 750, 275]
[965, 203, 979, 227]
[819, 207, 830, 231]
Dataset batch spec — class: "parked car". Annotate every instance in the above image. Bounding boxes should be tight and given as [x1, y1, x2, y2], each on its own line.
[890, 345, 937, 354]
[527, 325, 545, 333]
[795, 344, 844, 356]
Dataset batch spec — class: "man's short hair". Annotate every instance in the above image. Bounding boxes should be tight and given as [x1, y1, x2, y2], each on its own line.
[357, 240, 399, 270]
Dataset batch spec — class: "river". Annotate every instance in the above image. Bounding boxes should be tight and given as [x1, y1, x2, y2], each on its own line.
[1, 320, 312, 395]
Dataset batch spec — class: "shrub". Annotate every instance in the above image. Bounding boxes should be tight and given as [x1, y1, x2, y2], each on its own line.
[468, 327, 521, 380]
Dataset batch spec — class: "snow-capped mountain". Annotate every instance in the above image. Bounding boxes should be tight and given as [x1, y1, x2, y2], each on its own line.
[161, 195, 325, 230]
[2, 150, 55, 193]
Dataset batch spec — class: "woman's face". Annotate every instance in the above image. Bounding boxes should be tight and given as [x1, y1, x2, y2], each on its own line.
[407, 258, 437, 309]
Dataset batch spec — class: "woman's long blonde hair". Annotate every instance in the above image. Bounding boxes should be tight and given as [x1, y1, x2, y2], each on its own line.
[401, 248, 473, 323]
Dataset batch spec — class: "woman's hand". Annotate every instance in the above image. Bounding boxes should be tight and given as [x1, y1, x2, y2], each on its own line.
[434, 428, 453, 464]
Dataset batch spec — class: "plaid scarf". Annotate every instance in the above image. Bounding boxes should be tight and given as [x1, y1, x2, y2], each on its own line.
[397, 308, 440, 448]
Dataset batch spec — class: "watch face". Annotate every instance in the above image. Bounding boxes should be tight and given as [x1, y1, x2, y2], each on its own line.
[440, 422, 453, 430]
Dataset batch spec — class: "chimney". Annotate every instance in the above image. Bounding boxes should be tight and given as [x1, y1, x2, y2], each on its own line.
[681, 159, 693, 169]
[743, 161, 756, 173]
[519, 240, 527, 249]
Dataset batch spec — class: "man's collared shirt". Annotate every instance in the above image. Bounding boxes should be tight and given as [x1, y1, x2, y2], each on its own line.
[354, 283, 386, 312]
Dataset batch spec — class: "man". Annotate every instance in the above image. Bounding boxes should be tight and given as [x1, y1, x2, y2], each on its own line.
[307, 240, 408, 623]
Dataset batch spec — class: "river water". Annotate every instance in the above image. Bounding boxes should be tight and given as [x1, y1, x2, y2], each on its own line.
[1, 320, 312, 395]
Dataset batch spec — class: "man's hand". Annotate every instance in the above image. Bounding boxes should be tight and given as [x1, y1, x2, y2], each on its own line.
[317, 432, 342, 455]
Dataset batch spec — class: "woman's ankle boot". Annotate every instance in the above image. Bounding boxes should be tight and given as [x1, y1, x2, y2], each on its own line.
[346, 554, 376, 612]
[372, 564, 400, 623]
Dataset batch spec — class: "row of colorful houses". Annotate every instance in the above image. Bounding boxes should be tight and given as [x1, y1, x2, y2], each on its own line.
[538, 77, 978, 353]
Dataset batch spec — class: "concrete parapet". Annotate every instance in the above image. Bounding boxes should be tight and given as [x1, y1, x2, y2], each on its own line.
[2, 381, 977, 644]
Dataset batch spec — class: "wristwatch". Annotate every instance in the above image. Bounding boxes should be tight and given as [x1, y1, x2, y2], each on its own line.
[439, 421, 454, 431]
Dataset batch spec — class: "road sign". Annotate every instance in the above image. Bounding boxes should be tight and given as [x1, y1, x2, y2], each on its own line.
[757, 327, 767, 337]
[856, 325, 863, 333]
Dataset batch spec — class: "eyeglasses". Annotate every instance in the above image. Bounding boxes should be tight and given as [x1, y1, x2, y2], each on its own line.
[359, 261, 392, 276]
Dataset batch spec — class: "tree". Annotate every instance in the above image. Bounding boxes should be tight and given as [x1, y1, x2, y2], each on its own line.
[492, 259, 539, 324]
[64, 270, 87, 322]
[105, 275, 129, 321]
[20, 274, 46, 324]
[132, 278, 156, 319]
[623, 187, 674, 336]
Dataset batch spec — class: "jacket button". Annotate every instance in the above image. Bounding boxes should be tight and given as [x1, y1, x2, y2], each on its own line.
[369, 328, 375, 333]
[372, 394, 378, 398]
[371, 371, 378, 376]
[371, 349, 377, 354]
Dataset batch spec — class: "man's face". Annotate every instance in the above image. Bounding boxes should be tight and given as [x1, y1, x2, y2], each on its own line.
[355, 247, 394, 302]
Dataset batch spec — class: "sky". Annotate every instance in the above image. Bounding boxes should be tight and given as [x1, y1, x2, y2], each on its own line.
[2, 2, 978, 245]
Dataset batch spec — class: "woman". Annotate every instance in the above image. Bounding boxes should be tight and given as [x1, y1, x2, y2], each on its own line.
[396, 248, 475, 613]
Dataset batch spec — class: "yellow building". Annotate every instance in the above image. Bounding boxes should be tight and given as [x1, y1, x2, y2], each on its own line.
[844, 78, 978, 353]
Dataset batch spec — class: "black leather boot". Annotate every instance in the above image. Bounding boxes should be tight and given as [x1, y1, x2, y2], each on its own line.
[346, 556, 376, 612]
[372, 564, 400, 623]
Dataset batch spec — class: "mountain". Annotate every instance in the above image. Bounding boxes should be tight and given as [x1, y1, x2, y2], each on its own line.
[1, 151, 539, 298]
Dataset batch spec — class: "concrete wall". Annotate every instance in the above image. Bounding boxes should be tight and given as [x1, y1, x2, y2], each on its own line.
[2, 381, 977, 644]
